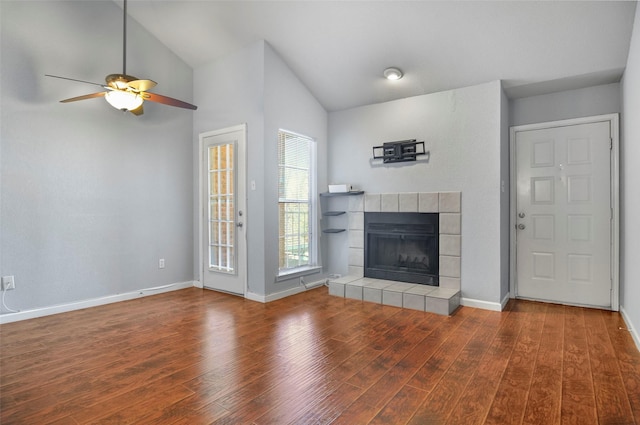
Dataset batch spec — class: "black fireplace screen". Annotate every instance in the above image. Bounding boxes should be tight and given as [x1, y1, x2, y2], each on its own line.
[364, 212, 439, 285]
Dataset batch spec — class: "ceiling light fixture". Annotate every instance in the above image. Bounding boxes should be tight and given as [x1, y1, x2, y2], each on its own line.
[383, 67, 403, 81]
[104, 90, 144, 111]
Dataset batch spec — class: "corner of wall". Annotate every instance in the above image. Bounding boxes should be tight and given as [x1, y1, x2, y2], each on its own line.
[500, 82, 511, 302]
[620, 0, 640, 351]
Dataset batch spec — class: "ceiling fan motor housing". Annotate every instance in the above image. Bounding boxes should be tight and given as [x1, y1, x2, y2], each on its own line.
[106, 74, 138, 90]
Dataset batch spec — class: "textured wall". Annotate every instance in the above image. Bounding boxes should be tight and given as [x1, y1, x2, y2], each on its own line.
[328, 81, 504, 304]
[1, 1, 195, 312]
[509, 83, 621, 127]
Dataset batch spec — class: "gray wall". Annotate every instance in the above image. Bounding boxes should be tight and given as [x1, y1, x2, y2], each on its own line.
[1, 1, 195, 312]
[509, 83, 621, 126]
[193, 41, 328, 297]
[621, 4, 640, 345]
[193, 41, 266, 296]
[327, 81, 505, 305]
[263, 45, 328, 295]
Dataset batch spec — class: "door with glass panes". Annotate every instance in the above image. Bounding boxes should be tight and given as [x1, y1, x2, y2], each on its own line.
[201, 125, 246, 295]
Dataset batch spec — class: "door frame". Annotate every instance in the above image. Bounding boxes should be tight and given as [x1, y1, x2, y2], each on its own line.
[509, 114, 619, 310]
[197, 124, 248, 296]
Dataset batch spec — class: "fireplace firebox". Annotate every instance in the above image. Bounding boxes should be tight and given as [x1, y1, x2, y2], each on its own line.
[364, 212, 439, 286]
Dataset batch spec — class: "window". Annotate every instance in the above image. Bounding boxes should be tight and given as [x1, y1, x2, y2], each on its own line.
[207, 142, 235, 273]
[278, 130, 315, 272]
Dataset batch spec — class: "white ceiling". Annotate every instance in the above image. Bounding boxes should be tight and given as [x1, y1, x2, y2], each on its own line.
[121, 0, 637, 112]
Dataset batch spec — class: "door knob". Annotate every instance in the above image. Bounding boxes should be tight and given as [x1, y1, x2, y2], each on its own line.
[236, 222, 243, 228]
[517, 223, 526, 230]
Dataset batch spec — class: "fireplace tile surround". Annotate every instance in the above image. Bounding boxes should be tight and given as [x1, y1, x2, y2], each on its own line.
[328, 191, 461, 315]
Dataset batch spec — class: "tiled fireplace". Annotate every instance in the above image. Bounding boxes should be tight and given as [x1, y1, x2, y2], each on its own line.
[328, 191, 461, 315]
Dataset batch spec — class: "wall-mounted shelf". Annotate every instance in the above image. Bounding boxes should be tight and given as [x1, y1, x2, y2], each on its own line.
[320, 191, 364, 197]
[319, 192, 362, 235]
[323, 211, 346, 216]
[322, 228, 346, 234]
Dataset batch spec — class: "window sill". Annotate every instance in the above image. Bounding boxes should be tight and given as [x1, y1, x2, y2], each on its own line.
[276, 266, 322, 282]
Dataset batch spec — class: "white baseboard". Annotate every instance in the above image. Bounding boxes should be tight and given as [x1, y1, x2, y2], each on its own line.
[620, 306, 640, 352]
[245, 279, 327, 303]
[302, 279, 328, 290]
[0, 281, 197, 324]
[246, 286, 305, 303]
[461, 295, 505, 312]
[501, 292, 511, 310]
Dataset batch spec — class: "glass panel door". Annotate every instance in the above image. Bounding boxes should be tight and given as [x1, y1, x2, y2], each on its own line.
[208, 143, 235, 273]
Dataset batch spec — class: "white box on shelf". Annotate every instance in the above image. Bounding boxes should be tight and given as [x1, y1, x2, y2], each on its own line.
[328, 184, 351, 193]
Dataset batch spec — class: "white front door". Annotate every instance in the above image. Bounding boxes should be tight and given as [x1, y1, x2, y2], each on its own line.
[200, 125, 247, 295]
[513, 117, 615, 308]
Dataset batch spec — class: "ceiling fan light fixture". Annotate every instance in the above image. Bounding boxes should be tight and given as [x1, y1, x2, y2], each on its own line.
[105, 90, 143, 111]
[383, 67, 403, 81]
[45, 0, 197, 115]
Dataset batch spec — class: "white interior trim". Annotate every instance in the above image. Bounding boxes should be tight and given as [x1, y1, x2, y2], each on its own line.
[460, 296, 504, 312]
[509, 113, 620, 311]
[246, 278, 328, 303]
[0, 281, 197, 324]
[246, 287, 303, 303]
[500, 292, 511, 310]
[620, 306, 640, 352]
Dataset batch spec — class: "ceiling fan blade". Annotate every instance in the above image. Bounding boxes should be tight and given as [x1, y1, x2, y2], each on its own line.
[127, 79, 157, 92]
[46, 74, 107, 88]
[130, 104, 144, 116]
[140, 92, 197, 110]
[60, 92, 107, 103]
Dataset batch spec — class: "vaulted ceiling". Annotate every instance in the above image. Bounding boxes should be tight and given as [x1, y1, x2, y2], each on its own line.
[121, 1, 637, 111]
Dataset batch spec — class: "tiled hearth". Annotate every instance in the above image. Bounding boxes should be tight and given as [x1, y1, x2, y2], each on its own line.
[328, 191, 461, 315]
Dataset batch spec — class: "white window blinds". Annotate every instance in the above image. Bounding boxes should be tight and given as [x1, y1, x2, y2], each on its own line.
[278, 131, 313, 270]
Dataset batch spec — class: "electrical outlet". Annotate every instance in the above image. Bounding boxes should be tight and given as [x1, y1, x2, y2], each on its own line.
[2, 276, 15, 291]
[159, 259, 165, 269]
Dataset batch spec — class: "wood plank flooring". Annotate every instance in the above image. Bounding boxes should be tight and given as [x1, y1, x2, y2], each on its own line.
[1, 287, 639, 424]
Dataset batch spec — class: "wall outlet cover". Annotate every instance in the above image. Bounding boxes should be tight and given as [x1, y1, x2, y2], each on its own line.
[2, 276, 15, 290]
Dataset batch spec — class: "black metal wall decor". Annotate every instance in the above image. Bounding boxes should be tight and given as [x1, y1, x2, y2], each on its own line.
[372, 139, 426, 163]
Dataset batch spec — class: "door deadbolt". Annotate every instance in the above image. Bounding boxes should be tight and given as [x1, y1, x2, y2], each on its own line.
[518, 212, 525, 218]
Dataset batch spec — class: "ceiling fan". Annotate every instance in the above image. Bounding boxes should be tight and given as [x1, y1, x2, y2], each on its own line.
[46, 0, 196, 116]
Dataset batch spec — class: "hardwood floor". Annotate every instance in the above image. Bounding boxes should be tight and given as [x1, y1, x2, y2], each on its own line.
[1, 287, 639, 424]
